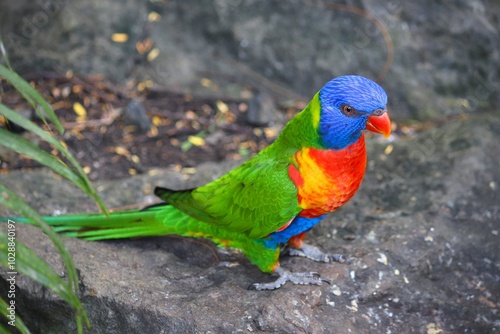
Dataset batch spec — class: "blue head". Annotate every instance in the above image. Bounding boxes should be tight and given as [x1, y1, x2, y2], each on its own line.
[317, 75, 390, 150]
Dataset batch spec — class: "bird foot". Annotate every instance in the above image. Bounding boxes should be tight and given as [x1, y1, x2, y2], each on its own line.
[283, 243, 348, 264]
[248, 266, 330, 290]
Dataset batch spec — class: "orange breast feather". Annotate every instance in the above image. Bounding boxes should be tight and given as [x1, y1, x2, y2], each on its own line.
[288, 135, 367, 218]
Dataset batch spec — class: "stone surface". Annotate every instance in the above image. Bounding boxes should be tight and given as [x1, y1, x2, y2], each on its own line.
[1, 114, 499, 333]
[1, 0, 499, 120]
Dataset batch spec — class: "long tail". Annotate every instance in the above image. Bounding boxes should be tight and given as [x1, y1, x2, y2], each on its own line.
[7, 204, 246, 245]
[9, 204, 189, 241]
[6, 203, 280, 272]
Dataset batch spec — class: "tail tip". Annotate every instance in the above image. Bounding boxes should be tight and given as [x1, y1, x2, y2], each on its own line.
[154, 186, 168, 197]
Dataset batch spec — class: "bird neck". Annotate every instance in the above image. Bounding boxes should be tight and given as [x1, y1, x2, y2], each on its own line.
[273, 93, 325, 153]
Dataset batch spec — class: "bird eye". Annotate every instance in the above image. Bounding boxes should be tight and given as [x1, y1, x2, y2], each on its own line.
[372, 109, 385, 116]
[342, 104, 355, 115]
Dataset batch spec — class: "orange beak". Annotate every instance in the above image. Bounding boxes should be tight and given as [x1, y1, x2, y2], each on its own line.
[366, 111, 391, 138]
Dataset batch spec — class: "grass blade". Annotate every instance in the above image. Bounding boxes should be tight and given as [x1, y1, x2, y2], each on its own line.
[0, 233, 79, 308]
[0, 128, 87, 189]
[0, 65, 63, 134]
[0, 185, 89, 332]
[0, 232, 85, 332]
[0, 297, 30, 334]
[0, 38, 13, 70]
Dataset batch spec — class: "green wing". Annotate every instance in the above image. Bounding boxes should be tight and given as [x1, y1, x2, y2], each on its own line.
[155, 151, 301, 239]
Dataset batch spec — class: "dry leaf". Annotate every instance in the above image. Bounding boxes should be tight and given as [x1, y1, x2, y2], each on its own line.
[112, 33, 129, 43]
[137, 80, 154, 91]
[148, 12, 161, 22]
[152, 116, 162, 126]
[136, 39, 153, 54]
[200, 78, 213, 88]
[113, 146, 131, 157]
[147, 48, 160, 62]
[147, 125, 159, 137]
[384, 144, 394, 155]
[73, 102, 87, 117]
[216, 100, 229, 113]
[188, 136, 205, 146]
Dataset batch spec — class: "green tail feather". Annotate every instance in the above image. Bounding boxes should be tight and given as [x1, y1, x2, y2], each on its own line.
[9, 205, 167, 241]
[6, 204, 280, 272]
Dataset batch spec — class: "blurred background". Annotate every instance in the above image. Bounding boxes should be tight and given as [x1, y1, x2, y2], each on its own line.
[2, 0, 499, 116]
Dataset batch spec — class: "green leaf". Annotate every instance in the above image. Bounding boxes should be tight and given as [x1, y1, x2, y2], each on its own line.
[0, 128, 87, 189]
[0, 64, 63, 134]
[180, 140, 193, 152]
[0, 104, 65, 151]
[0, 297, 31, 334]
[0, 185, 89, 332]
[0, 38, 13, 70]
[0, 232, 79, 308]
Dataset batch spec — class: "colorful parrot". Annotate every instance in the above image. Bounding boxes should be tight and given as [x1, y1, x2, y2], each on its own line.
[7, 75, 391, 290]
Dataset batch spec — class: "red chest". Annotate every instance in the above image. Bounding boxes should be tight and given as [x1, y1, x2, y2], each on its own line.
[288, 135, 367, 218]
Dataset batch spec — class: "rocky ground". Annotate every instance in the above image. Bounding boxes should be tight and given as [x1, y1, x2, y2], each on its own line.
[0, 72, 295, 181]
[1, 113, 499, 333]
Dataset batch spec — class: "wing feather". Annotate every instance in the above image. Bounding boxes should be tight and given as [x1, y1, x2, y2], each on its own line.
[156, 154, 300, 238]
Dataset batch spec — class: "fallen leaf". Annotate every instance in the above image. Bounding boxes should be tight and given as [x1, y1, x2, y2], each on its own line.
[200, 78, 214, 88]
[148, 11, 161, 22]
[137, 80, 154, 91]
[147, 48, 160, 62]
[73, 102, 87, 117]
[384, 144, 394, 155]
[112, 33, 129, 43]
[188, 136, 205, 147]
[131, 155, 140, 163]
[152, 116, 162, 126]
[216, 100, 229, 113]
[136, 39, 153, 54]
[113, 146, 131, 157]
[147, 125, 158, 137]
[72, 85, 82, 94]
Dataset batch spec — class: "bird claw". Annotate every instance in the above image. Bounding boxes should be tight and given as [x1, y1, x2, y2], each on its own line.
[283, 243, 349, 264]
[248, 267, 330, 290]
[248, 244, 347, 290]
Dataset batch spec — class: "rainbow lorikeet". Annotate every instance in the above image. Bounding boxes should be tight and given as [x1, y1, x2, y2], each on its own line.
[8, 75, 391, 290]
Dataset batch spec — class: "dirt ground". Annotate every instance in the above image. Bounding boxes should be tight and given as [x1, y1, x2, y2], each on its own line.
[1, 72, 300, 181]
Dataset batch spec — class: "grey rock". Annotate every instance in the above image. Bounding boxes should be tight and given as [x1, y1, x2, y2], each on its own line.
[1, 114, 499, 333]
[246, 90, 279, 126]
[124, 99, 152, 133]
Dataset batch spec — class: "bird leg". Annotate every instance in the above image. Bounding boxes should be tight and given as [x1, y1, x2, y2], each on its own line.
[283, 233, 347, 263]
[248, 234, 346, 290]
[283, 243, 347, 263]
[248, 266, 330, 290]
